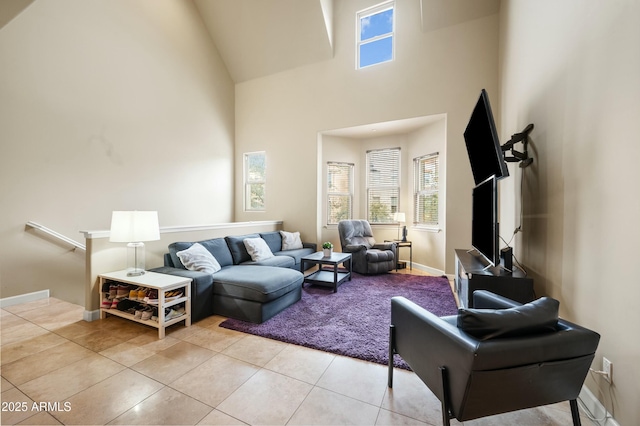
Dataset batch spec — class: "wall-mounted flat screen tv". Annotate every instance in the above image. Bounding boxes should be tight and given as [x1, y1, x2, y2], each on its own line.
[464, 89, 509, 185]
[472, 175, 499, 267]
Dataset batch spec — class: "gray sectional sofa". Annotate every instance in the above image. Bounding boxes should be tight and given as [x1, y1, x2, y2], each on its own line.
[150, 231, 316, 323]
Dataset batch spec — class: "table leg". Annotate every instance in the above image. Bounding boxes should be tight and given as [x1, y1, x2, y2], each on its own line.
[410, 245, 413, 270]
[333, 263, 338, 293]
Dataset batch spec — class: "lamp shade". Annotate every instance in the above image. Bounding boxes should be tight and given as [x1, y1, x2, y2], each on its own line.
[109, 211, 160, 242]
[394, 212, 406, 223]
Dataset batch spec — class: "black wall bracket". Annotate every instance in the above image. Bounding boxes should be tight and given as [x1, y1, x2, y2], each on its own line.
[501, 123, 534, 168]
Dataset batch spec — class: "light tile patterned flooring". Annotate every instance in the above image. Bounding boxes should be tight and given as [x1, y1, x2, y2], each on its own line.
[1, 271, 592, 425]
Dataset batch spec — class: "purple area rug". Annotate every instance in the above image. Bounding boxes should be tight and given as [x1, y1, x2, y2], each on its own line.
[219, 273, 458, 370]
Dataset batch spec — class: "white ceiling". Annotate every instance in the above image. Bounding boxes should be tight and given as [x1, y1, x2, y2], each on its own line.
[194, 0, 334, 83]
[420, 0, 500, 33]
[0, 0, 35, 29]
[1, 0, 500, 83]
[321, 114, 446, 139]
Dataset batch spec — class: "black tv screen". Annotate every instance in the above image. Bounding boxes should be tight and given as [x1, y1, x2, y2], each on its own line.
[464, 89, 509, 185]
[472, 176, 499, 266]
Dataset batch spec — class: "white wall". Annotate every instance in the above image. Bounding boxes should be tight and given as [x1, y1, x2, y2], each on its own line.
[406, 118, 447, 272]
[500, 1, 640, 424]
[235, 0, 500, 272]
[0, 0, 235, 305]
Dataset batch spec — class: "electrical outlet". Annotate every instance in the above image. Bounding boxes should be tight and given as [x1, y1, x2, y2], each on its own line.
[603, 357, 613, 383]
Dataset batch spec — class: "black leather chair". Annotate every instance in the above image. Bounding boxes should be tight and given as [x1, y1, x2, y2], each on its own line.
[337, 220, 396, 274]
[389, 290, 600, 426]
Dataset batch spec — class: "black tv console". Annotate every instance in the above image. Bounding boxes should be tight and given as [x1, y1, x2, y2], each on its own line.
[455, 249, 535, 308]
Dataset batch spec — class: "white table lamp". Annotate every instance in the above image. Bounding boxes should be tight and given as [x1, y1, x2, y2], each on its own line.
[110, 211, 160, 276]
[393, 212, 407, 241]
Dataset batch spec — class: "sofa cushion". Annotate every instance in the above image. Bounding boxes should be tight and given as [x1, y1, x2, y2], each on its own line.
[241, 255, 295, 268]
[280, 231, 303, 250]
[243, 237, 274, 261]
[226, 234, 260, 264]
[457, 297, 560, 340]
[274, 247, 316, 266]
[260, 231, 283, 253]
[176, 243, 221, 274]
[211, 266, 303, 303]
[169, 238, 233, 269]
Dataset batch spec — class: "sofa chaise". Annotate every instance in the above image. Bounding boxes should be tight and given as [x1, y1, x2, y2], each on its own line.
[150, 231, 316, 323]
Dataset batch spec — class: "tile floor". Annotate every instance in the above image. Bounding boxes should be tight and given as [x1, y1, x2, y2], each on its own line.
[1, 281, 594, 425]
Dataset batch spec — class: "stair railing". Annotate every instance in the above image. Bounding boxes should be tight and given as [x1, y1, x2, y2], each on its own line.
[26, 221, 86, 252]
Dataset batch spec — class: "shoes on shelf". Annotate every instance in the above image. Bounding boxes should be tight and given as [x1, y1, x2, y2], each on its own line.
[109, 284, 118, 300]
[116, 285, 130, 299]
[134, 307, 144, 319]
[101, 297, 112, 309]
[129, 288, 139, 300]
[137, 287, 148, 300]
[110, 298, 121, 309]
[165, 306, 186, 321]
[165, 290, 183, 299]
[141, 307, 154, 321]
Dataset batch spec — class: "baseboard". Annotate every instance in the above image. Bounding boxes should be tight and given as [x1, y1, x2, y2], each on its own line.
[83, 309, 101, 322]
[0, 289, 50, 308]
[579, 385, 619, 425]
[402, 261, 444, 277]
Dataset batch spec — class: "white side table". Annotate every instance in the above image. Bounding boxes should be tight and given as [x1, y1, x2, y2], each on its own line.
[98, 270, 191, 339]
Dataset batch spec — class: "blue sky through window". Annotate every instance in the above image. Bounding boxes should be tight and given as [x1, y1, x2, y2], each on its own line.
[358, 5, 394, 68]
[360, 9, 393, 41]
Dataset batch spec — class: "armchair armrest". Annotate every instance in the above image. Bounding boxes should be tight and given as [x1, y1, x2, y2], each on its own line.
[372, 242, 396, 251]
[343, 244, 368, 253]
[390, 297, 478, 403]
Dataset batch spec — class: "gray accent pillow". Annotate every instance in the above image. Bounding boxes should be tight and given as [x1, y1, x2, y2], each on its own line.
[226, 234, 260, 264]
[259, 231, 283, 253]
[457, 297, 560, 340]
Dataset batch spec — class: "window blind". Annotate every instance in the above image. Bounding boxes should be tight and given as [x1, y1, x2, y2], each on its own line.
[367, 148, 400, 223]
[414, 153, 439, 225]
[327, 162, 353, 225]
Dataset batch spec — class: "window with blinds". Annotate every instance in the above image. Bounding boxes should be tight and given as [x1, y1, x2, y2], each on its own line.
[367, 148, 400, 223]
[414, 153, 439, 225]
[327, 162, 354, 225]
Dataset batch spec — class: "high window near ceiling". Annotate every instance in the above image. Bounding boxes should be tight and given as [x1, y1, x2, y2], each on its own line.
[356, 1, 395, 69]
[367, 147, 400, 223]
[414, 153, 439, 226]
[327, 162, 354, 225]
[244, 151, 266, 211]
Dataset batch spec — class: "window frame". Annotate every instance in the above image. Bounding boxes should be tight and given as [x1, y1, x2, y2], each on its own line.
[413, 152, 439, 227]
[243, 151, 266, 212]
[326, 162, 354, 225]
[356, 1, 395, 69]
[366, 147, 401, 224]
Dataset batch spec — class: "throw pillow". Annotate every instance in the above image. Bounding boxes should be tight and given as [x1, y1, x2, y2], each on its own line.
[176, 242, 221, 274]
[243, 237, 274, 261]
[457, 296, 559, 340]
[280, 231, 303, 250]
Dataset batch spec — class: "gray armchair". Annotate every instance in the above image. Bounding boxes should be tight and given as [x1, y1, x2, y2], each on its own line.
[389, 290, 600, 426]
[338, 220, 396, 274]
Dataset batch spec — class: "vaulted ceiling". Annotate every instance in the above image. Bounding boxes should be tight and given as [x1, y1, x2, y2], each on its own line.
[1, 0, 500, 83]
[194, 0, 500, 83]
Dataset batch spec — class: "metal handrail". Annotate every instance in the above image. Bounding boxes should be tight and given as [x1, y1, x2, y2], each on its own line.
[26, 221, 86, 252]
